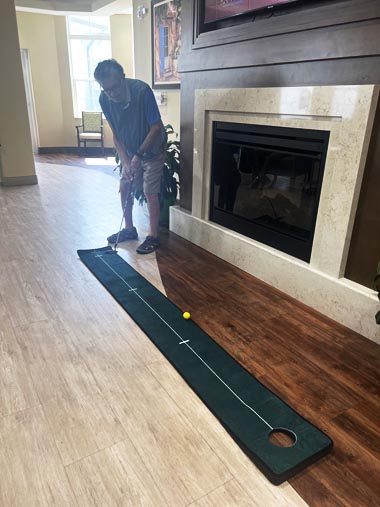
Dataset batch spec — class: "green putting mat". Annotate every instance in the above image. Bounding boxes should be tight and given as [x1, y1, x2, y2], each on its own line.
[78, 246, 332, 484]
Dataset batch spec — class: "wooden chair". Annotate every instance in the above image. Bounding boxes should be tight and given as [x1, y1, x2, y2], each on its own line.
[76, 111, 104, 156]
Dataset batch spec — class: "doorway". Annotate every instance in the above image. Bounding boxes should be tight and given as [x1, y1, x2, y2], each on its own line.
[20, 48, 39, 154]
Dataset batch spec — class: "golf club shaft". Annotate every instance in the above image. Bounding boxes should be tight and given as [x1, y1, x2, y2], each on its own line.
[114, 182, 134, 250]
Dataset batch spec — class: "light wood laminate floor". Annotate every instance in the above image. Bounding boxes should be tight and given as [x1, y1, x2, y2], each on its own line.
[1, 162, 315, 506]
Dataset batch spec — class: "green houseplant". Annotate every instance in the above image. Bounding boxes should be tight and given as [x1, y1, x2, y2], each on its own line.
[375, 261, 380, 325]
[114, 123, 180, 226]
[158, 124, 180, 226]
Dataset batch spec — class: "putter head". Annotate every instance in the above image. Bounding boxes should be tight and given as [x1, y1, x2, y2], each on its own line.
[105, 247, 118, 254]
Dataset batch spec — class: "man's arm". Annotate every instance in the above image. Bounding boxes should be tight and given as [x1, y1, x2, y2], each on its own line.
[113, 89, 164, 181]
[135, 120, 164, 156]
[113, 132, 130, 167]
[111, 121, 164, 181]
[112, 130, 134, 182]
[100, 94, 133, 182]
[134, 87, 165, 158]
[113, 119, 163, 170]
[130, 119, 164, 179]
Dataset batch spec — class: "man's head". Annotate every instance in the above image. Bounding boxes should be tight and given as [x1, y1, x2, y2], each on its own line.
[94, 59, 126, 103]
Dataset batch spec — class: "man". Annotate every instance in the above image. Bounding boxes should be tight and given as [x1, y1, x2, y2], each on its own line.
[94, 59, 167, 254]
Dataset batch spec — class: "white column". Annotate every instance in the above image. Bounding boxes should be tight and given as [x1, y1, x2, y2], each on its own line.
[0, 0, 37, 186]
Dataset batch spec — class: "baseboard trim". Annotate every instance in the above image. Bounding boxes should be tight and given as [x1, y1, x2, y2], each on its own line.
[38, 146, 74, 154]
[1, 174, 38, 186]
[38, 146, 114, 156]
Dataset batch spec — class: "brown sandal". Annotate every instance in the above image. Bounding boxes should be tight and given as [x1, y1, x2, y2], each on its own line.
[136, 236, 160, 254]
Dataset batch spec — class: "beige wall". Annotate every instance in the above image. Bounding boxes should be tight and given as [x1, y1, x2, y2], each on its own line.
[111, 14, 134, 79]
[0, 0, 36, 183]
[132, 0, 180, 137]
[54, 15, 76, 146]
[53, 15, 114, 148]
[17, 11, 65, 147]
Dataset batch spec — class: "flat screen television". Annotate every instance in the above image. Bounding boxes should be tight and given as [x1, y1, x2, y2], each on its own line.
[204, 0, 302, 24]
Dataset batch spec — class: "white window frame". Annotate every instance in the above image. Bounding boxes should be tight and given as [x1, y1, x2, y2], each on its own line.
[66, 16, 111, 118]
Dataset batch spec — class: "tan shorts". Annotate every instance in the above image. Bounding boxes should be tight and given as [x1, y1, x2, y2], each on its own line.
[121, 149, 165, 195]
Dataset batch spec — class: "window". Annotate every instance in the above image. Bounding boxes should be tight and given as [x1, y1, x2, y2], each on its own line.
[67, 16, 112, 117]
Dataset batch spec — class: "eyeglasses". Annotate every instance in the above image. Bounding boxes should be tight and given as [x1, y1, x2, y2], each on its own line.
[100, 78, 124, 96]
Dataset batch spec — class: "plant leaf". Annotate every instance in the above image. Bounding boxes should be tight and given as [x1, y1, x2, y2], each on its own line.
[165, 124, 175, 135]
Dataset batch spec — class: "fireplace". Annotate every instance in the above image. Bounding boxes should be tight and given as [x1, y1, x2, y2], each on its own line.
[170, 85, 379, 342]
[210, 122, 329, 261]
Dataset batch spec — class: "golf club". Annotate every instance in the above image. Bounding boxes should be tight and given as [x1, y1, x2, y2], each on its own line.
[106, 184, 134, 254]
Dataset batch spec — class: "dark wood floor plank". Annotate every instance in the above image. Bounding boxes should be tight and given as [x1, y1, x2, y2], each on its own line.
[254, 315, 380, 405]
[326, 418, 380, 492]
[294, 453, 380, 507]
[290, 467, 345, 507]
[333, 402, 380, 458]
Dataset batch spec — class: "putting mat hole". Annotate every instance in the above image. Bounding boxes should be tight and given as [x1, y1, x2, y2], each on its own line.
[269, 428, 297, 448]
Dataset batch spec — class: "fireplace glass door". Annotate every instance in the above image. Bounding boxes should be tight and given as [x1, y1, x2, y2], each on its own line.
[210, 122, 330, 262]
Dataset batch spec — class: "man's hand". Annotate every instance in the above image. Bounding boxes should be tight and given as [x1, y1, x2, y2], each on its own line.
[113, 132, 135, 181]
[122, 164, 133, 182]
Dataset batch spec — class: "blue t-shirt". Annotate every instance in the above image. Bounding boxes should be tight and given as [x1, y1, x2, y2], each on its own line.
[100, 78, 166, 159]
[144, 88, 161, 126]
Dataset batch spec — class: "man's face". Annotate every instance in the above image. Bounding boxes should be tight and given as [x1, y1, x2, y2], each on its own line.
[99, 70, 126, 103]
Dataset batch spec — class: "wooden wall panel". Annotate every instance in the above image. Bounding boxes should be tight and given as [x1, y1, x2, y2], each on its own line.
[181, 20, 380, 72]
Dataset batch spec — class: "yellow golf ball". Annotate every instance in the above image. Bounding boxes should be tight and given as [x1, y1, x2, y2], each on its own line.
[183, 311, 191, 320]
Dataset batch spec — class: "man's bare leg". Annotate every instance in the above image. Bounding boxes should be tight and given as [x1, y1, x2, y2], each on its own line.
[145, 192, 160, 238]
[120, 179, 134, 230]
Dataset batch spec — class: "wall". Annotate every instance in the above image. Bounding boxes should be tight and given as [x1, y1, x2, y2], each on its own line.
[345, 103, 380, 287]
[16, 11, 65, 147]
[132, 0, 180, 136]
[16, 11, 135, 149]
[0, 0, 36, 184]
[178, 0, 380, 290]
[54, 13, 134, 148]
[54, 15, 79, 147]
[111, 14, 134, 79]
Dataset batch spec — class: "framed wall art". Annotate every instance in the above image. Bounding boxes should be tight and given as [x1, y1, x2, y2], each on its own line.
[152, 0, 182, 89]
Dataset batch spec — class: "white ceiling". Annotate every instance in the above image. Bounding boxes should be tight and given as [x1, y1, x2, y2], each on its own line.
[15, 0, 133, 15]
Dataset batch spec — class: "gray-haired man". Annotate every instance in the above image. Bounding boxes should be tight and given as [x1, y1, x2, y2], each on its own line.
[94, 59, 166, 254]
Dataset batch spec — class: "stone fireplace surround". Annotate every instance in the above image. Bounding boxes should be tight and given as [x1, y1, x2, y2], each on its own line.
[170, 86, 380, 344]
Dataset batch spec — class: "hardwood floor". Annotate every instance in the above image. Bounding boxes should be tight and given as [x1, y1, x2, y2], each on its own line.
[1, 154, 379, 506]
[156, 233, 380, 507]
